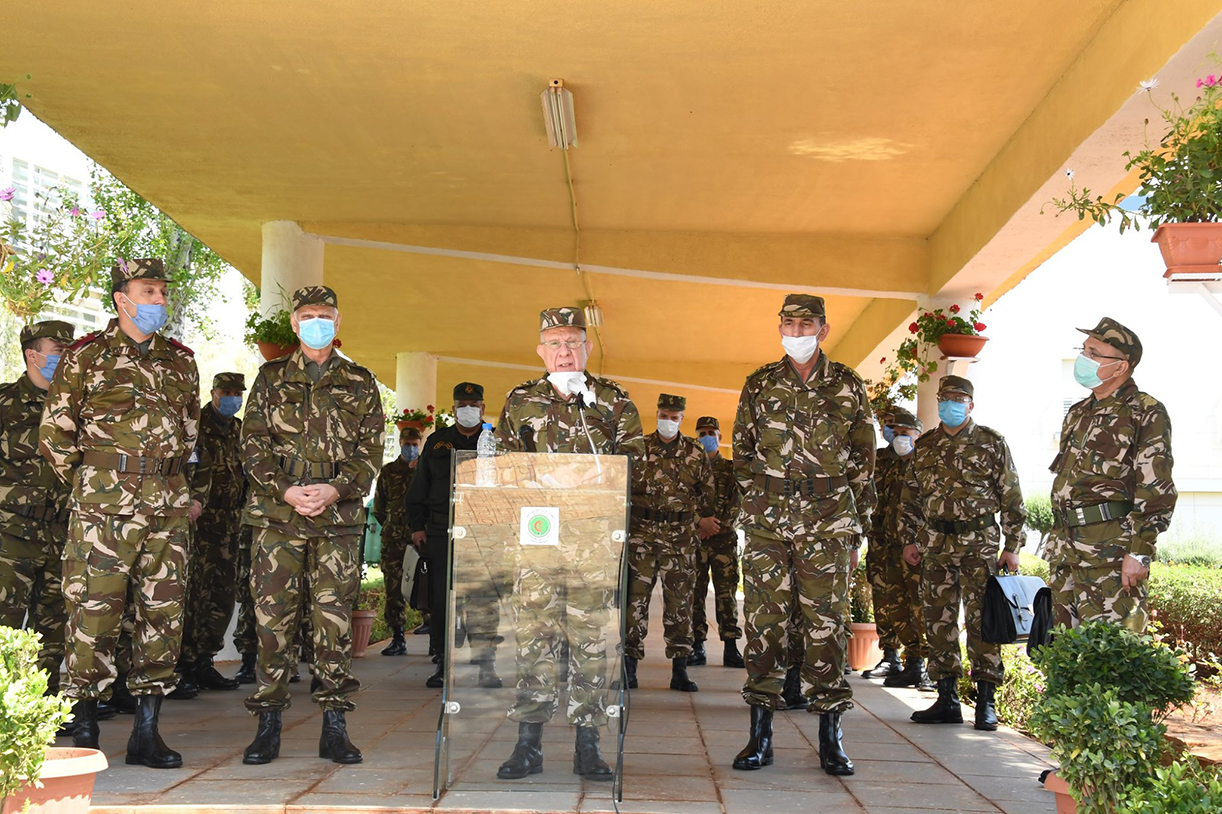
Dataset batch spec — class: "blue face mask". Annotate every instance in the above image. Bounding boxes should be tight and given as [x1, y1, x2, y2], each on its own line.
[36, 352, 60, 382]
[401, 444, 419, 462]
[120, 294, 168, 335]
[217, 395, 242, 417]
[938, 400, 969, 428]
[1074, 353, 1121, 390]
[882, 426, 895, 444]
[698, 435, 719, 453]
[298, 316, 336, 350]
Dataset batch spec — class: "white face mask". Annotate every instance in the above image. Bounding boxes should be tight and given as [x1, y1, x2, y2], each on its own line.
[455, 405, 483, 428]
[781, 334, 820, 364]
[892, 435, 914, 457]
[656, 418, 680, 438]
[547, 371, 586, 395]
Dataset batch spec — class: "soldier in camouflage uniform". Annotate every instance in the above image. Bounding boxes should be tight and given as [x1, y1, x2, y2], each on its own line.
[233, 524, 258, 682]
[691, 416, 744, 669]
[901, 375, 1026, 732]
[732, 294, 874, 778]
[372, 425, 421, 656]
[40, 258, 199, 768]
[1047, 318, 1175, 632]
[0, 321, 74, 696]
[493, 306, 644, 781]
[624, 394, 716, 693]
[864, 408, 932, 689]
[240, 286, 384, 766]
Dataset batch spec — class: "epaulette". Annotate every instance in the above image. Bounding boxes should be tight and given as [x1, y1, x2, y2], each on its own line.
[260, 353, 293, 369]
[746, 359, 786, 384]
[165, 337, 194, 357]
[589, 374, 630, 399]
[1134, 391, 1166, 413]
[69, 331, 102, 353]
[830, 360, 865, 385]
[975, 423, 1007, 442]
[915, 427, 940, 445]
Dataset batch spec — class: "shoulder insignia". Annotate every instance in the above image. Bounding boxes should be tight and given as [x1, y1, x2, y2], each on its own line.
[435, 441, 453, 450]
[976, 424, 1006, 442]
[747, 359, 785, 382]
[165, 337, 195, 357]
[590, 375, 630, 399]
[260, 354, 293, 370]
[69, 331, 102, 352]
[830, 360, 865, 385]
[1134, 391, 1166, 413]
[915, 427, 940, 445]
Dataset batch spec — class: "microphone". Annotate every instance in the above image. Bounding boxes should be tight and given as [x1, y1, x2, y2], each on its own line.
[519, 425, 538, 453]
[566, 376, 596, 407]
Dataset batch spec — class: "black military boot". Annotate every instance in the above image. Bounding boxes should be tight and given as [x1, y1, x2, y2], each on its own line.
[723, 639, 745, 668]
[195, 656, 240, 690]
[670, 657, 699, 692]
[781, 665, 806, 710]
[381, 626, 408, 656]
[625, 655, 638, 689]
[126, 695, 182, 768]
[242, 710, 282, 764]
[235, 652, 257, 685]
[975, 681, 999, 731]
[111, 675, 137, 713]
[289, 662, 302, 683]
[167, 668, 199, 701]
[863, 648, 901, 679]
[70, 699, 100, 749]
[731, 705, 774, 770]
[885, 656, 929, 688]
[477, 648, 503, 689]
[426, 660, 445, 689]
[319, 709, 362, 763]
[687, 640, 707, 667]
[573, 725, 613, 780]
[497, 722, 544, 779]
[818, 712, 855, 776]
[911, 676, 964, 724]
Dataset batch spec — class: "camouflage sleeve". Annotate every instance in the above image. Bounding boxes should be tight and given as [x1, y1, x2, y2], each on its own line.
[239, 367, 293, 499]
[732, 381, 758, 493]
[372, 471, 389, 527]
[696, 451, 716, 518]
[404, 433, 439, 533]
[613, 397, 645, 458]
[184, 360, 201, 459]
[1125, 403, 1177, 558]
[898, 462, 925, 552]
[189, 440, 213, 506]
[995, 436, 1027, 552]
[330, 376, 385, 501]
[494, 395, 521, 452]
[846, 376, 877, 537]
[38, 345, 85, 486]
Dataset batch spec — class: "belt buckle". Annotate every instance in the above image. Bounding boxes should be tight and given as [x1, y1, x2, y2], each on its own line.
[782, 479, 795, 496]
[117, 453, 128, 472]
[1074, 507, 1087, 525]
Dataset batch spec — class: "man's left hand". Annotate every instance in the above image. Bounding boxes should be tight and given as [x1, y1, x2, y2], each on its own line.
[295, 484, 341, 517]
[998, 550, 1020, 573]
[697, 517, 720, 539]
[188, 500, 203, 522]
[1122, 554, 1150, 590]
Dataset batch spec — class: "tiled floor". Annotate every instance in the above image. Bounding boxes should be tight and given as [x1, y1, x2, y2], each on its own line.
[83, 595, 1058, 814]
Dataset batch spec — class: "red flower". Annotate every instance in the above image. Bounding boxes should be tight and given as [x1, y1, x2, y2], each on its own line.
[426, 404, 434, 412]
[946, 317, 955, 324]
[879, 357, 886, 363]
[974, 293, 984, 301]
[949, 304, 960, 314]
[974, 322, 986, 331]
[909, 322, 919, 333]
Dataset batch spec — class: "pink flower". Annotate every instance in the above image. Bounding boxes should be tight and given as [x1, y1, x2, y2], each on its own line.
[69, 207, 80, 217]
[0, 187, 14, 202]
[89, 210, 105, 220]
[36, 268, 54, 286]
[1198, 79, 1205, 88]
[1209, 75, 1217, 87]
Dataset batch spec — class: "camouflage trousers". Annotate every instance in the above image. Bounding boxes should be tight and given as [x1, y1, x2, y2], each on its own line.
[692, 532, 742, 643]
[867, 538, 927, 657]
[508, 564, 614, 727]
[61, 509, 189, 699]
[245, 526, 357, 713]
[921, 543, 1002, 684]
[232, 526, 257, 655]
[742, 527, 853, 713]
[381, 534, 410, 630]
[180, 519, 239, 663]
[1047, 524, 1149, 633]
[625, 528, 697, 661]
[0, 523, 68, 693]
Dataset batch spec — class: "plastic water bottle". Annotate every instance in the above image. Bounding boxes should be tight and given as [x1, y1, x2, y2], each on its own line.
[477, 422, 496, 457]
[476, 422, 496, 486]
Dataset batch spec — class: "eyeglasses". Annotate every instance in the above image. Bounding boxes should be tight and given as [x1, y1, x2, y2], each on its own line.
[939, 394, 971, 404]
[1074, 346, 1124, 363]
[541, 339, 586, 351]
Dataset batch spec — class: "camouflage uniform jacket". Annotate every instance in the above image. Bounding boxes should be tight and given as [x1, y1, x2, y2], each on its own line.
[240, 349, 385, 536]
[868, 446, 910, 547]
[495, 372, 645, 458]
[373, 456, 415, 541]
[709, 454, 741, 532]
[39, 319, 200, 517]
[0, 374, 70, 538]
[193, 402, 246, 522]
[1049, 378, 1175, 560]
[629, 432, 715, 536]
[733, 353, 875, 539]
[900, 420, 1026, 553]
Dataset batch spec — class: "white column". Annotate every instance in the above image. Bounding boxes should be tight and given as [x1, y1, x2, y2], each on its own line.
[260, 221, 324, 315]
[396, 351, 438, 420]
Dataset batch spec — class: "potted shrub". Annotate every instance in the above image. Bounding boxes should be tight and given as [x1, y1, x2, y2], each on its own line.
[908, 294, 989, 359]
[244, 307, 298, 361]
[1, 627, 105, 814]
[1046, 74, 1222, 278]
[846, 557, 881, 671]
[391, 406, 435, 432]
[1030, 621, 1195, 814]
[1120, 758, 1222, 812]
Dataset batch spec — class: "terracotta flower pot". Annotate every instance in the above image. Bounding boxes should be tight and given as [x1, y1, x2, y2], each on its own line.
[351, 609, 376, 658]
[257, 340, 298, 361]
[396, 420, 425, 431]
[846, 622, 883, 672]
[1042, 770, 1077, 814]
[1152, 222, 1222, 278]
[1, 747, 108, 814]
[937, 333, 988, 359]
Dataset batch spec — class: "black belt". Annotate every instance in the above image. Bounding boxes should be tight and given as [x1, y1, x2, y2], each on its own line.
[755, 474, 849, 496]
[931, 513, 997, 535]
[1054, 500, 1133, 529]
[277, 455, 340, 480]
[631, 506, 693, 524]
[82, 451, 187, 476]
[12, 504, 69, 523]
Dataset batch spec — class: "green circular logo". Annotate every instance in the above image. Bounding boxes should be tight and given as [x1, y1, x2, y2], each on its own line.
[528, 514, 552, 539]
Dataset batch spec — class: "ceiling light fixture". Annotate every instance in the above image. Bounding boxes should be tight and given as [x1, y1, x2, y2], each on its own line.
[583, 300, 603, 328]
[541, 79, 578, 150]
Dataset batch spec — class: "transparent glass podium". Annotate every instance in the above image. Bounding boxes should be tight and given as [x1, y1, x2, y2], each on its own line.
[434, 450, 630, 802]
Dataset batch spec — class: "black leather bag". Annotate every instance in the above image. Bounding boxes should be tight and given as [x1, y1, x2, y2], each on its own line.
[408, 558, 430, 613]
[1026, 587, 1054, 657]
[982, 571, 1047, 644]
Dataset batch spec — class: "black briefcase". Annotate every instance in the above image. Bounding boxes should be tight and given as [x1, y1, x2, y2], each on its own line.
[408, 558, 430, 613]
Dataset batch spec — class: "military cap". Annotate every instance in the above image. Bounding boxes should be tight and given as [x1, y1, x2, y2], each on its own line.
[938, 375, 974, 398]
[695, 416, 719, 431]
[453, 381, 484, 401]
[211, 372, 246, 391]
[889, 407, 923, 432]
[20, 320, 74, 346]
[292, 285, 339, 311]
[658, 393, 687, 411]
[778, 293, 826, 320]
[400, 426, 423, 441]
[539, 306, 586, 332]
[110, 258, 167, 287]
[1077, 317, 1142, 366]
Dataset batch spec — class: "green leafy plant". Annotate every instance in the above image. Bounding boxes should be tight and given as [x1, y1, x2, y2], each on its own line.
[849, 558, 873, 623]
[244, 307, 297, 348]
[434, 409, 455, 429]
[1024, 494, 1055, 555]
[1147, 565, 1222, 667]
[0, 627, 74, 804]
[0, 76, 31, 128]
[1122, 757, 1222, 812]
[392, 405, 435, 427]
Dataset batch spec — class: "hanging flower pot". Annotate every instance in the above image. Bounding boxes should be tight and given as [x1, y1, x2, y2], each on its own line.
[257, 341, 298, 361]
[937, 333, 989, 359]
[396, 420, 425, 432]
[1151, 222, 1222, 278]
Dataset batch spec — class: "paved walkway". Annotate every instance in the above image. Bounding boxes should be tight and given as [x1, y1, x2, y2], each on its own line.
[82, 604, 1057, 813]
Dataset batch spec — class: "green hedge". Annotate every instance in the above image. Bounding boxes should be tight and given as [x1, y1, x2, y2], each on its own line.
[1147, 565, 1222, 665]
[360, 567, 422, 645]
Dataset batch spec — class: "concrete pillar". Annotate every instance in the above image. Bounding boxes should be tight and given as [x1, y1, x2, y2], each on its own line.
[396, 351, 438, 423]
[260, 221, 324, 315]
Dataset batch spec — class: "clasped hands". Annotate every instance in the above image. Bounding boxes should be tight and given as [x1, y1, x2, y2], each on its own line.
[284, 484, 341, 517]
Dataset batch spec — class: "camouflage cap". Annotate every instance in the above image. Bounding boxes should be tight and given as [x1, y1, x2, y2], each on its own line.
[695, 416, 719, 431]
[1077, 317, 1142, 366]
[658, 393, 686, 411]
[453, 381, 484, 401]
[110, 258, 167, 287]
[539, 307, 586, 332]
[400, 426, 423, 441]
[938, 375, 974, 398]
[890, 407, 923, 432]
[211, 372, 246, 392]
[20, 320, 74, 346]
[778, 294, 826, 320]
[292, 285, 339, 311]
